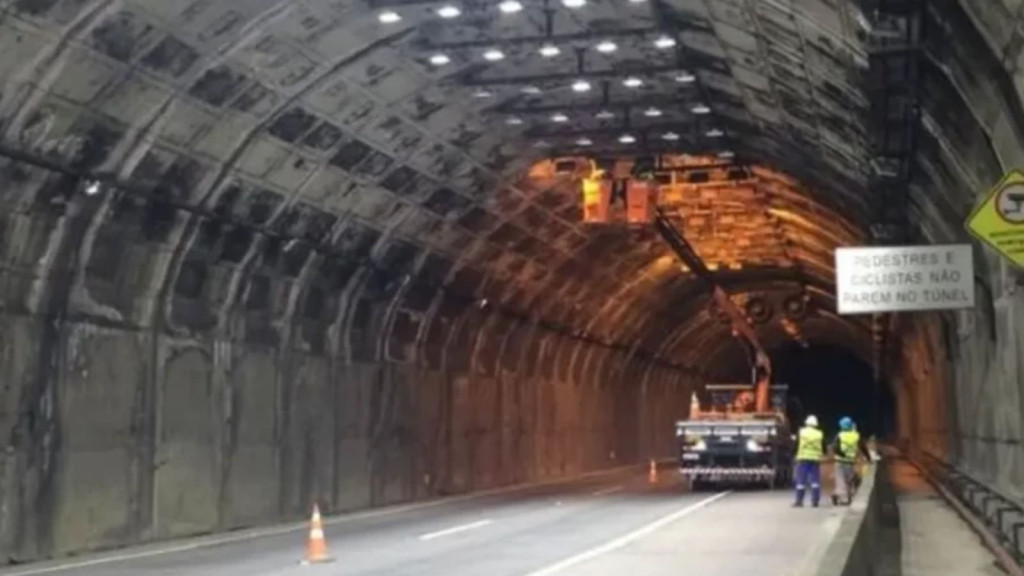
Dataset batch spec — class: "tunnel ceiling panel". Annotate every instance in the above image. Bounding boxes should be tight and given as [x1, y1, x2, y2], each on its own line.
[0, 0, 888, 367]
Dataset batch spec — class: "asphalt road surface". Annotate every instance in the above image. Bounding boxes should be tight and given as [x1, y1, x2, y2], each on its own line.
[1, 468, 847, 576]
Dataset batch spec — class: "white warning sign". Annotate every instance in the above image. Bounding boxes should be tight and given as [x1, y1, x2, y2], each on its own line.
[835, 245, 976, 315]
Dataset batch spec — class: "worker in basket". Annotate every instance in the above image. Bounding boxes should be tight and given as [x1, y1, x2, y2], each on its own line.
[793, 415, 824, 508]
[830, 417, 873, 506]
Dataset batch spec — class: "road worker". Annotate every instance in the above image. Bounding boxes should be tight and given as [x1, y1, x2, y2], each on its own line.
[793, 414, 824, 508]
[830, 417, 872, 505]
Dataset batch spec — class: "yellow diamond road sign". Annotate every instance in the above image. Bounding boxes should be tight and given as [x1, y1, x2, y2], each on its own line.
[966, 169, 1024, 268]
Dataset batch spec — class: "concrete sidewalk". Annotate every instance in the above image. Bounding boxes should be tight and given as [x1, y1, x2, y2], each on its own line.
[885, 459, 1004, 576]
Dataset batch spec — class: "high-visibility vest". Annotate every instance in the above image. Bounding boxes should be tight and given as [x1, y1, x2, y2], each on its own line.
[796, 426, 824, 462]
[837, 430, 860, 462]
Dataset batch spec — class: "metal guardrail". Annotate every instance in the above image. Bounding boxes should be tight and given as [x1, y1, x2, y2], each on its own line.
[919, 452, 1024, 568]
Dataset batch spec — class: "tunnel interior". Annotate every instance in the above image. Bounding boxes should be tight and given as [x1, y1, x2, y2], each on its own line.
[0, 0, 1022, 567]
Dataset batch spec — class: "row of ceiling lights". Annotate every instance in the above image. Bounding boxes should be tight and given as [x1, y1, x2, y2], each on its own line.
[534, 133, 735, 154]
[468, 72, 697, 99]
[504, 105, 714, 125]
[425, 36, 677, 67]
[378, 0, 647, 23]
[376, 5, 737, 186]
[599, 132, 674, 144]
[537, 129, 722, 145]
[378, 0, 700, 113]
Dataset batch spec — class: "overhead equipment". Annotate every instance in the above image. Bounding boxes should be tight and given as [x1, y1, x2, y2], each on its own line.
[744, 296, 772, 325]
[626, 178, 655, 224]
[581, 173, 612, 223]
[652, 208, 772, 411]
[579, 159, 658, 225]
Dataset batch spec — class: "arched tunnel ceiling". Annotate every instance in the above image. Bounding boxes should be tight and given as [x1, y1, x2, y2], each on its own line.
[0, 0, 997, 372]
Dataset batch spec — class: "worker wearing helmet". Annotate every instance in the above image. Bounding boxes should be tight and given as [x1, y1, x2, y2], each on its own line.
[793, 414, 824, 507]
[831, 417, 872, 505]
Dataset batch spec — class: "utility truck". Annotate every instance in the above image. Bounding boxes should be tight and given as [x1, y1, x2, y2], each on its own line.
[676, 383, 794, 490]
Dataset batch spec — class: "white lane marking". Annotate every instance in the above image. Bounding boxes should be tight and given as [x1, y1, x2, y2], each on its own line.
[418, 519, 493, 541]
[591, 486, 623, 497]
[3, 462, 665, 576]
[521, 491, 731, 576]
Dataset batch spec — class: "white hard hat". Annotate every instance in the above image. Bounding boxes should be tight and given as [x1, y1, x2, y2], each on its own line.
[805, 415, 819, 427]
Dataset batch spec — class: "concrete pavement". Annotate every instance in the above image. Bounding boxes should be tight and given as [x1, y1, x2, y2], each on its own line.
[0, 469, 849, 576]
[530, 490, 847, 576]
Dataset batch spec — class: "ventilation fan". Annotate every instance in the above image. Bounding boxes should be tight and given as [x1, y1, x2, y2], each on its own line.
[745, 297, 772, 324]
[783, 294, 809, 319]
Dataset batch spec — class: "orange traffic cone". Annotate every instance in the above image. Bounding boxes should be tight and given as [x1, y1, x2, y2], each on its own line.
[649, 459, 658, 484]
[301, 504, 332, 565]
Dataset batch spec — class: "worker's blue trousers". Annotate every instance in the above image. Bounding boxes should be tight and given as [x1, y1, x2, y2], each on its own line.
[794, 460, 821, 506]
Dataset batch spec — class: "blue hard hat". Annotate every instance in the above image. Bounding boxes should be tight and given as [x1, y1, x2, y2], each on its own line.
[839, 417, 853, 430]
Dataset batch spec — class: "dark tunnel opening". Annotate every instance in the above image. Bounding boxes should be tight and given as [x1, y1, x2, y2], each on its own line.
[773, 343, 895, 441]
[701, 340, 896, 440]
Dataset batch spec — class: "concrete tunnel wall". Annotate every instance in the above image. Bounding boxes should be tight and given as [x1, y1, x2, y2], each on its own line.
[0, 253, 695, 562]
[885, 0, 1024, 508]
[0, 0, 1023, 567]
[0, 1, 712, 563]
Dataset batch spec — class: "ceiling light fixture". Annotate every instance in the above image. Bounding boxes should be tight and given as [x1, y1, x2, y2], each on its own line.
[662, 131, 680, 141]
[596, 40, 618, 53]
[619, 134, 636, 144]
[551, 112, 569, 122]
[437, 5, 461, 18]
[654, 35, 677, 49]
[692, 104, 711, 114]
[535, 140, 552, 148]
[576, 137, 593, 146]
[622, 76, 643, 88]
[718, 150, 735, 159]
[429, 53, 451, 65]
[506, 116, 524, 125]
[572, 79, 592, 92]
[521, 85, 542, 94]
[483, 49, 505, 61]
[595, 109, 615, 119]
[675, 72, 696, 83]
[539, 44, 561, 57]
[84, 180, 102, 196]
[499, 0, 523, 12]
[644, 107, 662, 117]
[706, 128, 724, 137]
[473, 88, 494, 98]
[378, 10, 401, 23]
[562, 0, 586, 8]
[628, 0, 648, 4]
